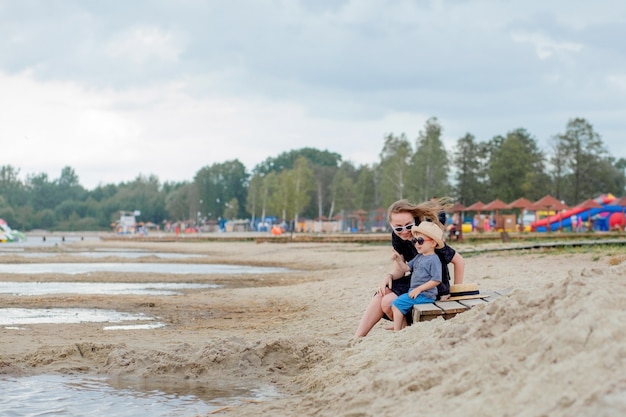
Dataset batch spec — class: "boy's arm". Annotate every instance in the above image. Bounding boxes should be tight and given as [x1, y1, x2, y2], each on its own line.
[408, 280, 439, 299]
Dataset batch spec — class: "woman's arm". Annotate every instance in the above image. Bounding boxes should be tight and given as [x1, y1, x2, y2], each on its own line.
[377, 260, 410, 295]
[450, 252, 465, 284]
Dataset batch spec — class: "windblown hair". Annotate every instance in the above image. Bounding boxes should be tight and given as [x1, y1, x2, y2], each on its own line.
[387, 198, 451, 228]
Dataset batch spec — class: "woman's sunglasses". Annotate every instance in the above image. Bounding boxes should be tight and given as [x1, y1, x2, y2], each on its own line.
[391, 223, 415, 233]
[411, 236, 432, 245]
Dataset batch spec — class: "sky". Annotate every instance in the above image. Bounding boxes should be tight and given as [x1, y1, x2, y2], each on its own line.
[1, 0, 625, 190]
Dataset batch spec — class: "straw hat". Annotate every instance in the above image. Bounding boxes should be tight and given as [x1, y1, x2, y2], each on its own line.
[447, 283, 486, 301]
[411, 221, 444, 249]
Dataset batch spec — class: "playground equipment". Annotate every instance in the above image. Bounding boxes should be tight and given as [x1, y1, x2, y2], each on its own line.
[0, 219, 26, 242]
[531, 195, 625, 232]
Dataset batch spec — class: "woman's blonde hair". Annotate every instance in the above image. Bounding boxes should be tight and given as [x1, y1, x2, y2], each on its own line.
[387, 197, 451, 228]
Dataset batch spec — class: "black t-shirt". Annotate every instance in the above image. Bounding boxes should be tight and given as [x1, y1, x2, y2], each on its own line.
[391, 230, 456, 298]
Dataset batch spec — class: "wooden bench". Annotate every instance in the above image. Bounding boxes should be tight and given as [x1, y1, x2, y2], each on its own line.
[412, 289, 512, 323]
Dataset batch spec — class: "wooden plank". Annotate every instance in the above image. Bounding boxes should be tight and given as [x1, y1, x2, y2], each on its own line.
[480, 291, 501, 301]
[411, 289, 509, 322]
[457, 298, 489, 308]
[434, 301, 469, 319]
[412, 303, 443, 323]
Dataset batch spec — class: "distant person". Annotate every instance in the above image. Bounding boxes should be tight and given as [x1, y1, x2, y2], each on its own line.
[389, 222, 443, 331]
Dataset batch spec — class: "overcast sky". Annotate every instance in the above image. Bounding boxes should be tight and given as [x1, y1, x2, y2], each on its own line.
[2, 1, 625, 190]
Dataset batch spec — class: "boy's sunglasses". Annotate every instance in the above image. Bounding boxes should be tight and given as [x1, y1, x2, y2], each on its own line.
[411, 236, 431, 245]
[391, 223, 415, 233]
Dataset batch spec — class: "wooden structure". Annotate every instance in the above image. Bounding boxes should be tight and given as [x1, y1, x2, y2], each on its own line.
[412, 289, 512, 323]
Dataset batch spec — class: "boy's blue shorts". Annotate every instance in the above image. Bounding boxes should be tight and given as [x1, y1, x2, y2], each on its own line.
[392, 293, 435, 315]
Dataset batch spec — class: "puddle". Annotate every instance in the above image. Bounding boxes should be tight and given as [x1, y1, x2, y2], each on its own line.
[0, 251, 205, 259]
[0, 281, 220, 296]
[0, 374, 280, 416]
[0, 307, 158, 326]
[0, 263, 288, 274]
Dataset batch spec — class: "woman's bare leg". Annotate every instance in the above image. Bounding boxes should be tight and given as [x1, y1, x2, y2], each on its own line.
[354, 292, 389, 338]
[381, 292, 397, 319]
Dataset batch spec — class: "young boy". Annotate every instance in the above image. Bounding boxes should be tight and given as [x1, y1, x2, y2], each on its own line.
[390, 221, 444, 331]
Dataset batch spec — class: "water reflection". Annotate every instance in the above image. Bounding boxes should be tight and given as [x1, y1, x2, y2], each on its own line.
[0, 373, 280, 416]
[0, 308, 156, 326]
[0, 251, 205, 259]
[0, 262, 289, 274]
[0, 281, 220, 296]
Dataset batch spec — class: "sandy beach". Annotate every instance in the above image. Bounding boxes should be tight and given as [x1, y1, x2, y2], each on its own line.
[1, 235, 626, 416]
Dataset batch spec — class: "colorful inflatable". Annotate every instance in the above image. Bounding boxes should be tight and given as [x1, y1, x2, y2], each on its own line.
[0, 219, 26, 242]
[531, 195, 624, 232]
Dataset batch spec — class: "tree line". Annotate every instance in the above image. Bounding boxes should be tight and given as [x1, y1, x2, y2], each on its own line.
[1, 117, 624, 232]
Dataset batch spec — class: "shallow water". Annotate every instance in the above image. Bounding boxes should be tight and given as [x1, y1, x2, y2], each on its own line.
[0, 307, 157, 326]
[0, 263, 288, 274]
[0, 281, 220, 296]
[0, 374, 279, 416]
[0, 251, 205, 259]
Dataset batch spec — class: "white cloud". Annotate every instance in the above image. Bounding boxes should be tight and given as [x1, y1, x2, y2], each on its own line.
[607, 74, 626, 91]
[1, 0, 625, 190]
[511, 31, 583, 59]
[105, 26, 185, 63]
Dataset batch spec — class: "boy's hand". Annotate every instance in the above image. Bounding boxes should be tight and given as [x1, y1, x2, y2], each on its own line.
[390, 250, 404, 263]
[409, 288, 421, 299]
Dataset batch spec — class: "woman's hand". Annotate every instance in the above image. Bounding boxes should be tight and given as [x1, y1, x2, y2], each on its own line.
[377, 273, 393, 296]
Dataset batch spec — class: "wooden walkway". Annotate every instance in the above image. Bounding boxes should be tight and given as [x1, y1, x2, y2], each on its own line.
[412, 289, 513, 323]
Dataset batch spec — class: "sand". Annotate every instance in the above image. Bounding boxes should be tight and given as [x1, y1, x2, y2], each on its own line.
[1, 236, 626, 416]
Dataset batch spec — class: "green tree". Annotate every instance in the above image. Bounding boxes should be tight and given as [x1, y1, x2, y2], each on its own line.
[487, 129, 548, 202]
[253, 148, 341, 220]
[254, 147, 341, 175]
[26, 173, 57, 211]
[194, 160, 248, 220]
[329, 161, 358, 220]
[245, 173, 264, 223]
[377, 133, 413, 206]
[451, 133, 484, 205]
[0, 165, 27, 207]
[56, 166, 86, 202]
[409, 117, 450, 202]
[165, 182, 197, 221]
[551, 118, 611, 203]
[223, 198, 240, 220]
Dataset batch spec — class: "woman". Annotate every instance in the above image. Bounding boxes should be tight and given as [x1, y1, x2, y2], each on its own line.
[353, 199, 465, 338]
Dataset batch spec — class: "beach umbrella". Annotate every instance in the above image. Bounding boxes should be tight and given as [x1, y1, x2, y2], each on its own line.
[507, 197, 534, 231]
[465, 201, 486, 231]
[528, 195, 570, 231]
[507, 197, 534, 210]
[483, 199, 509, 229]
[609, 196, 626, 231]
[447, 202, 467, 213]
[465, 201, 486, 213]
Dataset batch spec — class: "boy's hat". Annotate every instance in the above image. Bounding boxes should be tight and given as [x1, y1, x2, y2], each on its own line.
[447, 283, 487, 301]
[411, 221, 444, 249]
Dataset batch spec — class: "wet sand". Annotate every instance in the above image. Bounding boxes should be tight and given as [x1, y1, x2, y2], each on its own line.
[1, 236, 625, 416]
